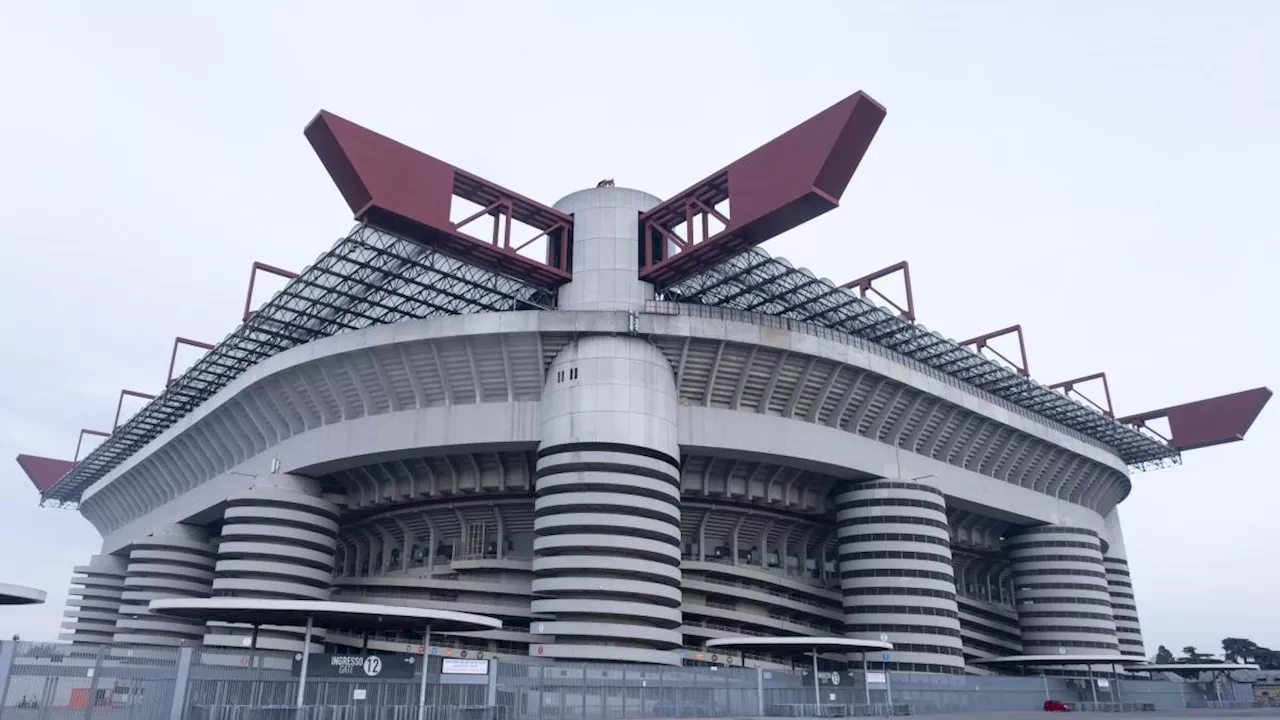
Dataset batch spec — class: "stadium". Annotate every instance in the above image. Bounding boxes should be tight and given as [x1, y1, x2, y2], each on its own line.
[16, 90, 1271, 676]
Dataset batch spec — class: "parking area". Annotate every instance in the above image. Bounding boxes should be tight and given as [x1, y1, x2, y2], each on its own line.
[857, 710, 1280, 720]
[673, 712, 1280, 720]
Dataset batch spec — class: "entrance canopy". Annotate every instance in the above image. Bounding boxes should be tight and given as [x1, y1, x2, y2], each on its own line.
[153, 598, 502, 717]
[970, 654, 1147, 668]
[1131, 663, 1259, 672]
[0, 583, 46, 606]
[149, 598, 502, 634]
[1129, 662, 1260, 681]
[967, 650, 1152, 671]
[706, 636, 893, 657]
[707, 636, 895, 708]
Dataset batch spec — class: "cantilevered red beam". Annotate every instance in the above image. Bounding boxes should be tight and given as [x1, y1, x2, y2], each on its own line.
[15, 454, 75, 493]
[1050, 372, 1114, 418]
[841, 261, 915, 322]
[1118, 387, 1272, 452]
[959, 325, 1030, 377]
[305, 111, 572, 287]
[639, 91, 886, 286]
[113, 389, 157, 431]
[243, 261, 299, 322]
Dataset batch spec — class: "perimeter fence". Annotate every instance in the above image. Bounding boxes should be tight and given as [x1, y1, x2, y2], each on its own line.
[0, 640, 1256, 719]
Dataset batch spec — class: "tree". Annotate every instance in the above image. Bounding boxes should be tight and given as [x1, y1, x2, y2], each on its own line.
[1223, 637, 1259, 664]
[1220, 637, 1280, 669]
[1154, 645, 1175, 664]
[1181, 646, 1213, 663]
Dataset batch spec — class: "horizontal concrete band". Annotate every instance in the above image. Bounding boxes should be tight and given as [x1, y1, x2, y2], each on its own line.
[81, 312, 1129, 542]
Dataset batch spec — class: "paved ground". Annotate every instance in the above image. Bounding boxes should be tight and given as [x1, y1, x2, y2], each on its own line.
[896, 711, 1280, 719]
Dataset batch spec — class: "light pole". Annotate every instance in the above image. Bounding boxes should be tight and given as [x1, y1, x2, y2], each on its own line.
[295, 615, 315, 709]
[418, 623, 433, 720]
[862, 653, 870, 705]
[811, 647, 821, 707]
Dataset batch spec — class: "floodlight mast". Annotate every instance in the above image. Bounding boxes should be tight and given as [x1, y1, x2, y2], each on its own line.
[112, 390, 157, 431]
[841, 261, 915, 322]
[243, 261, 299, 322]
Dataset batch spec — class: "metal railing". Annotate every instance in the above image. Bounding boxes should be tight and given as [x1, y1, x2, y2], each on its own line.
[683, 564, 839, 609]
[1185, 699, 1256, 709]
[766, 703, 914, 717]
[684, 555, 834, 588]
[0, 640, 1255, 719]
[1071, 701, 1157, 712]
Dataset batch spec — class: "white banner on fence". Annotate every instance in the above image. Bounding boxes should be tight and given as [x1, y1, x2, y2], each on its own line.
[441, 658, 490, 675]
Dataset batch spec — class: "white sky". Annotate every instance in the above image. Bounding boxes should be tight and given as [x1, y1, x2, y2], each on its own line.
[0, 1, 1275, 658]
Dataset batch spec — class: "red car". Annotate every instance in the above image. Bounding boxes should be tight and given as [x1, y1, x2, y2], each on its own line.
[1044, 699, 1074, 712]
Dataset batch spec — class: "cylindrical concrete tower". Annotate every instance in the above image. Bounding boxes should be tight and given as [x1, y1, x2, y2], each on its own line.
[836, 480, 965, 674]
[205, 475, 338, 651]
[1104, 557, 1144, 656]
[1101, 508, 1145, 657]
[532, 337, 682, 664]
[532, 244, 683, 664]
[1006, 526, 1119, 655]
[552, 186, 662, 311]
[61, 554, 127, 644]
[113, 525, 215, 646]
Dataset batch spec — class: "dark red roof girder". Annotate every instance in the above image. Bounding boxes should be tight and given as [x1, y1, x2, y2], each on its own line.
[16, 454, 75, 493]
[639, 91, 887, 286]
[1119, 387, 1272, 452]
[305, 111, 572, 288]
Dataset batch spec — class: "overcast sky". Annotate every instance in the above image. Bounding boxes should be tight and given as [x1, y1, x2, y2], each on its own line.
[0, 1, 1275, 657]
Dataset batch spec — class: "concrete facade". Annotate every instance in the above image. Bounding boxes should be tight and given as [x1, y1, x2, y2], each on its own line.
[59, 186, 1148, 674]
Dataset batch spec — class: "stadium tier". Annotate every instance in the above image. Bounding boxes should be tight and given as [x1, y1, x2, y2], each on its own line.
[17, 91, 1270, 673]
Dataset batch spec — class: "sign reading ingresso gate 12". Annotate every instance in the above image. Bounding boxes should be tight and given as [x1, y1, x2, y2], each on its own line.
[292, 653, 416, 679]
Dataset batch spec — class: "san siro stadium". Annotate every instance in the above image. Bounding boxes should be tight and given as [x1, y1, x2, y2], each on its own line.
[18, 90, 1270, 675]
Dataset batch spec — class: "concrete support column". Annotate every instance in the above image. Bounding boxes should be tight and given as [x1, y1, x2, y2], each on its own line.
[531, 335, 683, 665]
[836, 480, 965, 674]
[114, 525, 215, 646]
[60, 553, 127, 644]
[1005, 525, 1119, 656]
[204, 474, 338, 652]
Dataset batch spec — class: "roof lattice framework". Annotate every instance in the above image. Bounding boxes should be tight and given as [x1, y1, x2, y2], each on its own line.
[43, 224, 554, 504]
[662, 247, 1178, 468]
